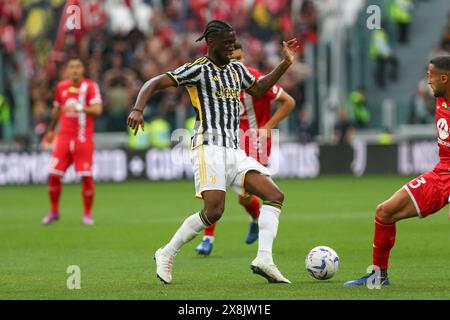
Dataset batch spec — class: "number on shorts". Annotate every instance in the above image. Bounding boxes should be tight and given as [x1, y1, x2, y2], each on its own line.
[49, 157, 59, 169]
[409, 177, 426, 189]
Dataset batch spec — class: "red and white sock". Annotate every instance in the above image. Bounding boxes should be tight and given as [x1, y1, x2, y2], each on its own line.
[204, 223, 216, 237]
[48, 174, 62, 214]
[81, 176, 94, 217]
[373, 216, 396, 271]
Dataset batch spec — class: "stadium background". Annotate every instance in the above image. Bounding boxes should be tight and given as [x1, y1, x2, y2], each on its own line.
[1, 0, 450, 300]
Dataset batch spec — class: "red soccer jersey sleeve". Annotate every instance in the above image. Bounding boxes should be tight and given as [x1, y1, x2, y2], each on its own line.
[86, 82, 102, 106]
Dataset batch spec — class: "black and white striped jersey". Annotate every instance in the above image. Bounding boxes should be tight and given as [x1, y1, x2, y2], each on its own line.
[166, 56, 256, 149]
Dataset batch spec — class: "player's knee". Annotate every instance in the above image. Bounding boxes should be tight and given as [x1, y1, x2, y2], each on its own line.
[205, 204, 225, 224]
[375, 203, 395, 223]
[238, 195, 251, 206]
[265, 189, 284, 204]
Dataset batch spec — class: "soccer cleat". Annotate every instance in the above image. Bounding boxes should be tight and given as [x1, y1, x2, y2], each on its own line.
[245, 221, 259, 244]
[82, 216, 95, 225]
[42, 212, 59, 225]
[195, 238, 213, 256]
[250, 257, 291, 284]
[344, 271, 390, 287]
[154, 248, 173, 284]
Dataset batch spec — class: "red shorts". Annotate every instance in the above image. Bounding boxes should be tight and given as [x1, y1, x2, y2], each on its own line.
[240, 131, 272, 167]
[49, 136, 94, 176]
[403, 167, 450, 218]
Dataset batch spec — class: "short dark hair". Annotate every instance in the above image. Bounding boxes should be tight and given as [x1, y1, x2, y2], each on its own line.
[430, 56, 450, 71]
[195, 20, 234, 42]
[67, 57, 84, 65]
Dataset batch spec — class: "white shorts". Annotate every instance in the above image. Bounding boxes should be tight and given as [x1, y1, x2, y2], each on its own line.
[191, 144, 271, 199]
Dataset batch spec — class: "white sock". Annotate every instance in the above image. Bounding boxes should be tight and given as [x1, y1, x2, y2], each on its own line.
[162, 212, 207, 257]
[256, 205, 281, 264]
[203, 235, 215, 243]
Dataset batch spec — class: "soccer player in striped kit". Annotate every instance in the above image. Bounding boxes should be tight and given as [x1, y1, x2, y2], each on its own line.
[42, 58, 102, 225]
[128, 20, 299, 284]
[195, 42, 296, 256]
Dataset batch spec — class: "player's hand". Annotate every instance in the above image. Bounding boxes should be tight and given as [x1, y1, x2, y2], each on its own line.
[45, 130, 55, 143]
[127, 109, 145, 135]
[63, 102, 83, 113]
[258, 127, 272, 140]
[281, 38, 300, 65]
[257, 128, 271, 151]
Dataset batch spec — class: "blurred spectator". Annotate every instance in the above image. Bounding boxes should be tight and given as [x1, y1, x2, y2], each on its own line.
[102, 53, 138, 131]
[333, 109, 354, 145]
[348, 86, 370, 128]
[147, 114, 172, 149]
[0, 94, 13, 143]
[297, 110, 314, 143]
[370, 25, 399, 88]
[378, 128, 393, 145]
[127, 119, 152, 150]
[389, 0, 414, 45]
[409, 78, 435, 124]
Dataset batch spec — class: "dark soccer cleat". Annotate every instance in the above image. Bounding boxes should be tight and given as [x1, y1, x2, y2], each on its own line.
[344, 271, 390, 287]
[245, 221, 259, 244]
[195, 238, 213, 256]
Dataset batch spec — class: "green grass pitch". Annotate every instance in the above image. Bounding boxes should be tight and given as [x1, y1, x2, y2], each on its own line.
[1, 175, 449, 300]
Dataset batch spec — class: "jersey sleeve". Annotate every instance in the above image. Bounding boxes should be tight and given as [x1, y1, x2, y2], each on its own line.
[53, 83, 63, 108]
[166, 62, 203, 87]
[87, 82, 102, 105]
[233, 61, 256, 90]
[265, 83, 283, 100]
[249, 67, 283, 100]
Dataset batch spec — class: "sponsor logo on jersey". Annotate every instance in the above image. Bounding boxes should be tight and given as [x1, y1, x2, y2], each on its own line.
[437, 118, 449, 140]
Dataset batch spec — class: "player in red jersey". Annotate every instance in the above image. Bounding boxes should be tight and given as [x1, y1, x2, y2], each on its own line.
[345, 56, 450, 286]
[42, 58, 103, 225]
[196, 42, 296, 255]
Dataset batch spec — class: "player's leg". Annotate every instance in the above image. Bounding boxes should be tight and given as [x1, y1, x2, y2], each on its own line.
[43, 139, 71, 225]
[74, 140, 95, 224]
[238, 194, 260, 244]
[243, 171, 290, 283]
[156, 190, 225, 283]
[156, 145, 227, 283]
[345, 171, 444, 286]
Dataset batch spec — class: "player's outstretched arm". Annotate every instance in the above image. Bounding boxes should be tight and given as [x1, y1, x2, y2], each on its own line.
[263, 91, 296, 132]
[127, 74, 177, 135]
[83, 104, 102, 117]
[247, 39, 299, 98]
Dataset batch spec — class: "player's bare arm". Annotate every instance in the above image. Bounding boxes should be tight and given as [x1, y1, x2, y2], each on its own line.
[127, 74, 176, 135]
[63, 103, 103, 117]
[247, 39, 299, 98]
[45, 107, 61, 142]
[261, 91, 295, 138]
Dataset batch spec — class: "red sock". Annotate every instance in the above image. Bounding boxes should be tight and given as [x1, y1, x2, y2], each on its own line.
[243, 195, 260, 220]
[373, 216, 396, 270]
[204, 223, 216, 236]
[81, 176, 94, 217]
[48, 174, 62, 214]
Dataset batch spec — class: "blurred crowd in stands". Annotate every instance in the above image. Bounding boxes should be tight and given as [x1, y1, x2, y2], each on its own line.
[3, 0, 446, 151]
[409, 7, 450, 124]
[0, 0, 316, 148]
